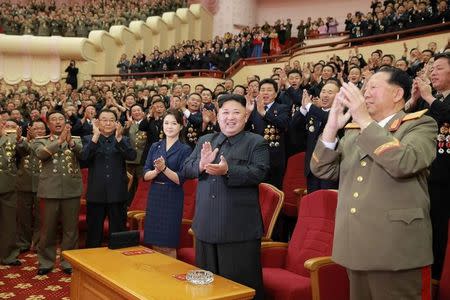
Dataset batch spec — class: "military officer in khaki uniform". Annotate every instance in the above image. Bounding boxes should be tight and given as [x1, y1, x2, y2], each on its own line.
[0, 120, 26, 266]
[16, 120, 46, 253]
[124, 104, 147, 206]
[32, 111, 82, 275]
[311, 69, 436, 300]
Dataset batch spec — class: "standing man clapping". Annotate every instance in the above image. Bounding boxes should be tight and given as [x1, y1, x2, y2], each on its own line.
[81, 109, 136, 248]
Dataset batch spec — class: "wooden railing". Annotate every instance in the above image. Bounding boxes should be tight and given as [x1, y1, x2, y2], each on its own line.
[91, 22, 450, 81]
[91, 69, 225, 81]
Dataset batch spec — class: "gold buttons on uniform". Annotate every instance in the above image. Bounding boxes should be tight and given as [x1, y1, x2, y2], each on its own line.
[353, 192, 359, 198]
[360, 161, 367, 167]
[350, 208, 356, 214]
[357, 176, 363, 182]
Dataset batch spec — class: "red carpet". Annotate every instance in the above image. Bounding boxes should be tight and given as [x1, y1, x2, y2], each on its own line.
[0, 252, 70, 300]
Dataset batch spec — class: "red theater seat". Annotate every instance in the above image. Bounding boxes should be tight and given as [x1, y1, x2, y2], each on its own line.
[261, 190, 348, 300]
[282, 152, 307, 217]
[177, 182, 284, 266]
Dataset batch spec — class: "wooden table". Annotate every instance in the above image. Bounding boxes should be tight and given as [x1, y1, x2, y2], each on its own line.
[63, 246, 255, 300]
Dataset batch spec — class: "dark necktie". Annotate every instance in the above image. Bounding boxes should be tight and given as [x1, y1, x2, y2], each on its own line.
[264, 105, 268, 111]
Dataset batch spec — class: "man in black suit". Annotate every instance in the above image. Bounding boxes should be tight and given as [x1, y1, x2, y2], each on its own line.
[81, 109, 136, 248]
[290, 81, 341, 193]
[181, 93, 203, 148]
[406, 52, 450, 279]
[181, 94, 269, 300]
[247, 78, 290, 189]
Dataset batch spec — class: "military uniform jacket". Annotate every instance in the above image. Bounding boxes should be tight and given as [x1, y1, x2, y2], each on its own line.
[16, 139, 42, 193]
[310, 110, 437, 271]
[0, 134, 26, 193]
[181, 131, 270, 243]
[124, 122, 147, 165]
[33, 136, 83, 199]
[248, 102, 290, 168]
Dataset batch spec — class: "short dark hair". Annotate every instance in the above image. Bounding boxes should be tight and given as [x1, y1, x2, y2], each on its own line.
[98, 109, 117, 120]
[259, 78, 279, 93]
[377, 67, 412, 101]
[288, 69, 302, 77]
[434, 52, 450, 65]
[47, 109, 65, 120]
[218, 94, 246, 108]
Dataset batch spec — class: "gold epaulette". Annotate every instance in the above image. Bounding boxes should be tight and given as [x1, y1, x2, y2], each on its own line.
[402, 109, 428, 122]
[389, 109, 429, 132]
[72, 136, 81, 139]
[344, 122, 360, 129]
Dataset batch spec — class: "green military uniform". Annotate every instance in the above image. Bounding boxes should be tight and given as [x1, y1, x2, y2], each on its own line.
[22, 19, 35, 35]
[125, 122, 147, 206]
[16, 139, 42, 252]
[64, 21, 76, 37]
[37, 17, 50, 36]
[311, 110, 437, 299]
[32, 135, 83, 270]
[0, 133, 24, 264]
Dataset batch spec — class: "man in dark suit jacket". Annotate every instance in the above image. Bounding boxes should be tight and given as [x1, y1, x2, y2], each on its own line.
[81, 109, 136, 248]
[182, 94, 269, 300]
[290, 82, 340, 193]
[247, 78, 290, 189]
[406, 52, 450, 279]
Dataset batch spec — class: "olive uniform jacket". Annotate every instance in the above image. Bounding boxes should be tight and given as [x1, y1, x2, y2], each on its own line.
[32, 136, 83, 199]
[0, 134, 27, 193]
[310, 110, 437, 271]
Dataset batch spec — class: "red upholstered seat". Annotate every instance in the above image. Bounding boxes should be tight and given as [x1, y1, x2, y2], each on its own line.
[438, 220, 450, 300]
[259, 183, 284, 240]
[261, 190, 340, 300]
[127, 179, 151, 230]
[282, 152, 306, 217]
[78, 168, 89, 232]
[263, 268, 311, 300]
[177, 183, 284, 266]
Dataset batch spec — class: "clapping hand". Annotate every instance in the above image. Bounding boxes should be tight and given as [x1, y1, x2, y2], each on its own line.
[125, 111, 133, 129]
[115, 122, 123, 142]
[339, 82, 372, 129]
[27, 126, 34, 141]
[322, 90, 352, 142]
[199, 142, 218, 172]
[66, 125, 75, 147]
[256, 95, 266, 116]
[57, 124, 69, 145]
[16, 126, 23, 142]
[301, 89, 312, 109]
[154, 156, 166, 172]
[205, 155, 229, 176]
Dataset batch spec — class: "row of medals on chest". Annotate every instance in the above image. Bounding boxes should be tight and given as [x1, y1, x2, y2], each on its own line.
[51, 150, 78, 175]
[187, 126, 198, 143]
[264, 125, 280, 147]
[437, 123, 450, 154]
[0, 140, 16, 171]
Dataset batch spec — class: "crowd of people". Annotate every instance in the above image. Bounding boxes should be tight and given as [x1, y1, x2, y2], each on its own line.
[1, 19, 450, 298]
[344, 0, 450, 39]
[116, 20, 296, 75]
[0, 0, 187, 36]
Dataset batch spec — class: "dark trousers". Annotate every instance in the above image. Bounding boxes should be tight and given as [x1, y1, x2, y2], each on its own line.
[195, 238, 263, 300]
[306, 173, 339, 194]
[126, 164, 142, 207]
[0, 192, 19, 264]
[86, 202, 127, 248]
[17, 191, 40, 251]
[429, 182, 450, 279]
[267, 163, 285, 190]
[346, 267, 430, 300]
